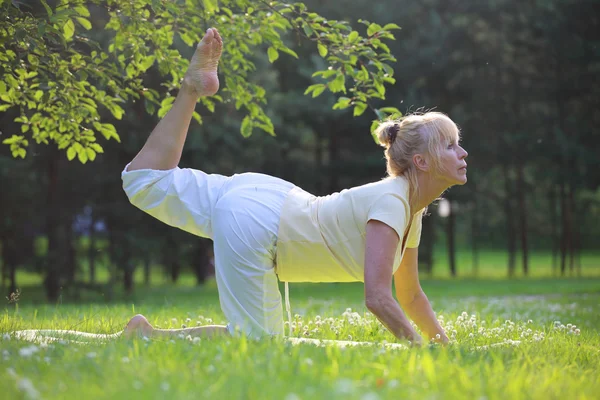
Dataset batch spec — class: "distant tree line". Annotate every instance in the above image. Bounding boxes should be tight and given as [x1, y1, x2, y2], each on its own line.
[1, 0, 598, 301]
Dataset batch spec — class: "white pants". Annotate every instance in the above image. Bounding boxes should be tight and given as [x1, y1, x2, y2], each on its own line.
[122, 166, 294, 338]
[213, 173, 294, 337]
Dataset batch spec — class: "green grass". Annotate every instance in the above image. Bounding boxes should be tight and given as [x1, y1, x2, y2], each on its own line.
[1, 276, 599, 399]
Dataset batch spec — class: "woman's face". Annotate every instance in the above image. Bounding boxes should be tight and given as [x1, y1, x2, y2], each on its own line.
[437, 139, 469, 186]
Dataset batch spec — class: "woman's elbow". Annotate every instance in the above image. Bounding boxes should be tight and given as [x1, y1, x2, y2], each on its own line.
[365, 292, 390, 315]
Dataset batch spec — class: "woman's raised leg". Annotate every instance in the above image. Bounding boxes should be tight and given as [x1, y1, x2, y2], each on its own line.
[127, 28, 223, 172]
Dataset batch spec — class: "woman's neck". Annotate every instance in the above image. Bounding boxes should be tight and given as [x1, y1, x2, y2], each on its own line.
[410, 171, 449, 214]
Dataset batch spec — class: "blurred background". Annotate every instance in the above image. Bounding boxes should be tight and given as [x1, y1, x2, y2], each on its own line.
[1, 0, 599, 303]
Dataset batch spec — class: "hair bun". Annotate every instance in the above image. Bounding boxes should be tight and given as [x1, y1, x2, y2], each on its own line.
[375, 122, 400, 148]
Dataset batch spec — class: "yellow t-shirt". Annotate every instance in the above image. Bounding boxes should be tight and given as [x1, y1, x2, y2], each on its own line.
[275, 176, 423, 283]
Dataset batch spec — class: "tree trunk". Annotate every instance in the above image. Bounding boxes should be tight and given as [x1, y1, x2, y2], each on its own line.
[503, 164, 517, 278]
[447, 200, 456, 277]
[328, 122, 340, 194]
[517, 162, 528, 276]
[471, 189, 479, 276]
[44, 153, 62, 302]
[88, 210, 97, 283]
[144, 251, 151, 286]
[192, 241, 210, 285]
[568, 183, 576, 274]
[421, 211, 435, 276]
[549, 184, 558, 275]
[559, 181, 568, 275]
[123, 238, 134, 295]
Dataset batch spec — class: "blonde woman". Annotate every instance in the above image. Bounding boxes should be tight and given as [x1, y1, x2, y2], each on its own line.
[122, 28, 468, 346]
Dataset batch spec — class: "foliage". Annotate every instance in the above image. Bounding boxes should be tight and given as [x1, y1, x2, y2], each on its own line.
[0, 0, 401, 162]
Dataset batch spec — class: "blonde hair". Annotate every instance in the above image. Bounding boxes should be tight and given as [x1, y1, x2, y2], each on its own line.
[375, 111, 460, 203]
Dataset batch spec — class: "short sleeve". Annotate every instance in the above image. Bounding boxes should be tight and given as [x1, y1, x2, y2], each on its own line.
[406, 209, 424, 248]
[367, 193, 409, 240]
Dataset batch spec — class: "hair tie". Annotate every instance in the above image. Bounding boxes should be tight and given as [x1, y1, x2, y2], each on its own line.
[389, 124, 400, 145]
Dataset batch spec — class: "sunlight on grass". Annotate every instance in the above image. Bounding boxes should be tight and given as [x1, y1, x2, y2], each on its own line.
[1, 279, 599, 399]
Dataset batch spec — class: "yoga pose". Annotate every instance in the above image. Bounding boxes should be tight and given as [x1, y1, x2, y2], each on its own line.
[122, 27, 468, 346]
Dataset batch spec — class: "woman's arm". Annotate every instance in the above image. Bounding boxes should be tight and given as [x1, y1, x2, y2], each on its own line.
[364, 220, 422, 345]
[394, 247, 448, 343]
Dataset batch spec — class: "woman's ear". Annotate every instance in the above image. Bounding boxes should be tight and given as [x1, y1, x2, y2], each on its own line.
[413, 154, 429, 172]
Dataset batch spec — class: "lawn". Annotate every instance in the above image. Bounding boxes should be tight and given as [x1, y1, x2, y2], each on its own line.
[2, 272, 599, 400]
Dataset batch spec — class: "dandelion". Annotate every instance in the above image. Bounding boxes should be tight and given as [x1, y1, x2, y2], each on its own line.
[17, 378, 40, 400]
[2, 333, 10, 341]
[362, 392, 380, 400]
[122, 357, 130, 363]
[19, 345, 39, 358]
[86, 352, 97, 359]
[186, 318, 192, 323]
[193, 337, 201, 344]
[160, 382, 170, 391]
[178, 334, 185, 339]
[171, 318, 178, 324]
[142, 336, 150, 341]
[182, 324, 187, 329]
[574, 329, 581, 335]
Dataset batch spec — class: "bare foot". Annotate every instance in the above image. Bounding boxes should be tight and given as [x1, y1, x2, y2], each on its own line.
[183, 27, 223, 96]
[123, 314, 154, 339]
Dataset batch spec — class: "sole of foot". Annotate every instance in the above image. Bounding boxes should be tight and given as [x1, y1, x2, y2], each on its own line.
[184, 27, 223, 96]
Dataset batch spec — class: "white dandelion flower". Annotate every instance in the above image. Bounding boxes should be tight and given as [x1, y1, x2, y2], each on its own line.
[2, 333, 10, 341]
[19, 345, 39, 358]
[86, 352, 97, 359]
[17, 377, 40, 400]
[160, 382, 170, 391]
[193, 337, 201, 344]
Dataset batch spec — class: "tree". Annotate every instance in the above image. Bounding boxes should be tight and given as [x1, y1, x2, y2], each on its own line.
[0, 0, 402, 161]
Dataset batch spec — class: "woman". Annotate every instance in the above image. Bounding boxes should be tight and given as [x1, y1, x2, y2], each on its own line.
[122, 27, 468, 346]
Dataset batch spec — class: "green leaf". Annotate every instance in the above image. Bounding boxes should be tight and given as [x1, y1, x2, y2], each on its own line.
[139, 56, 156, 72]
[63, 19, 75, 40]
[192, 111, 202, 124]
[203, 0, 219, 13]
[383, 23, 402, 31]
[267, 47, 279, 63]
[78, 148, 88, 164]
[40, 0, 53, 16]
[312, 85, 326, 98]
[371, 122, 381, 144]
[353, 102, 368, 117]
[302, 22, 314, 37]
[379, 107, 402, 115]
[0, 81, 6, 93]
[279, 47, 299, 59]
[90, 143, 104, 153]
[304, 84, 325, 96]
[74, 5, 90, 17]
[317, 43, 328, 58]
[0, 104, 11, 112]
[67, 146, 76, 161]
[332, 97, 352, 110]
[328, 74, 346, 93]
[367, 23, 382, 37]
[34, 90, 43, 101]
[241, 116, 253, 137]
[76, 17, 92, 30]
[86, 148, 96, 161]
[348, 31, 359, 42]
